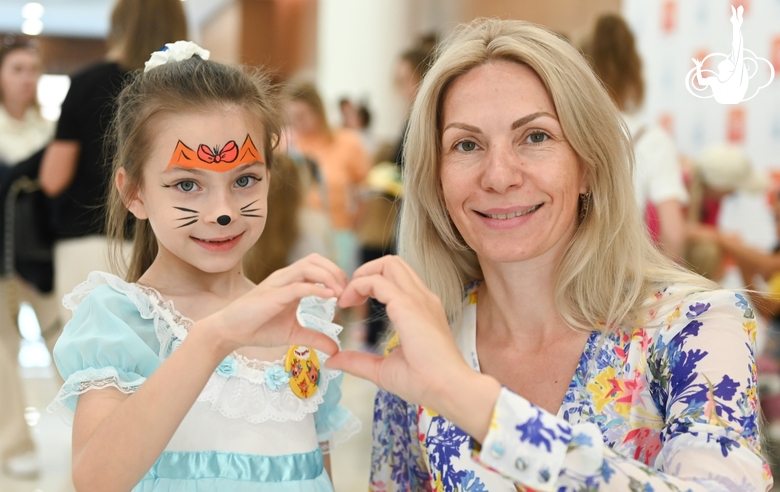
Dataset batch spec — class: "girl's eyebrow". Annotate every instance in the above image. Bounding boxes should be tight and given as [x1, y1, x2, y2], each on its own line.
[163, 161, 264, 176]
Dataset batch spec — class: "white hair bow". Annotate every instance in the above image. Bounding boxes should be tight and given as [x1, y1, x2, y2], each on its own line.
[144, 41, 211, 72]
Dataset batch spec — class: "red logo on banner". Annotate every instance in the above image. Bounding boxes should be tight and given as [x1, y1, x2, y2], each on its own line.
[693, 48, 713, 72]
[772, 36, 780, 74]
[730, 1, 749, 16]
[662, 1, 677, 34]
[727, 107, 746, 143]
[659, 113, 674, 137]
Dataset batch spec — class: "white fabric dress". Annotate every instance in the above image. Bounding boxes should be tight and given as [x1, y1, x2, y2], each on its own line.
[47, 271, 360, 491]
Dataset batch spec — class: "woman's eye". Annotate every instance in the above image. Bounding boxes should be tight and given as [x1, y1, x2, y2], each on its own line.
[455, 140, 478, 152]
[176, 180, 199, 192]
[235, 176, 258, 188]
[527, 132, 549, 144]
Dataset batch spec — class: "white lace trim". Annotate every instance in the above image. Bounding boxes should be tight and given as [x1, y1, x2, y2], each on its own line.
[320, 415, 362, 455]
[46, 367, 147, 425]
[53, 271, 348, 426]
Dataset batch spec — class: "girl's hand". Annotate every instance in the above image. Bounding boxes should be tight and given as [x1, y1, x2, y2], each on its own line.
[202, 254, 347, 357]
[326, 256, 476, 410]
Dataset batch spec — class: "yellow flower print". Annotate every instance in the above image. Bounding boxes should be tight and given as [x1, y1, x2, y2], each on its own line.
[665, 305, 681, 327]
[587, 366, 619, 413]
[743, 319, 757, 345]
[468, 290, 478, 305]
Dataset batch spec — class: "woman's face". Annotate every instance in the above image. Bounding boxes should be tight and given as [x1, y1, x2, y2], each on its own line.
[287, 99, 321, 138]
[439, 61, 587, 265]
[0, 49, 41, 108]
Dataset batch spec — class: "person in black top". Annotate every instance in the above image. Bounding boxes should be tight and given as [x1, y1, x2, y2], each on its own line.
[39, 0, 187, 323]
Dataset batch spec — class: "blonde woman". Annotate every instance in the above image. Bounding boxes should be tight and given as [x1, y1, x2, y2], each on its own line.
[327, 19, 770, 491]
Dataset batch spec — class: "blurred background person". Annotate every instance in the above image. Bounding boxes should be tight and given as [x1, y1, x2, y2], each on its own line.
[393, 45, 434, 168]
[243, 153, 332, 283]
[286, 82, 370, 278]
[38, 0, 187, 324]
[0, 33, 57, 480]
[581, 14, 688, 261]
[685, 144, 767, 280]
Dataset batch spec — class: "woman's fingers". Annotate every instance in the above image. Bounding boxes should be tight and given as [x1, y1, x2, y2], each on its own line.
[325, 350, 383, 385]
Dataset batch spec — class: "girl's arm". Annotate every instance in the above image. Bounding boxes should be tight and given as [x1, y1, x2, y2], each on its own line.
[71, 325, 224, 492]
[69, 255, 345, 492]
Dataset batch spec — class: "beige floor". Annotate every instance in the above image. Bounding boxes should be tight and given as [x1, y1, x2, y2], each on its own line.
[0, 324, 378, 492]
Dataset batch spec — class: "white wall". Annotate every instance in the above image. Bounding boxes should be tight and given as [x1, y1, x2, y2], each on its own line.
[624, 0, 780, 251]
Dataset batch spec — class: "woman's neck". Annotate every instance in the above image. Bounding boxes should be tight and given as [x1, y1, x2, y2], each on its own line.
[476, 248, 571, 348]
[3, 100, 29, 121]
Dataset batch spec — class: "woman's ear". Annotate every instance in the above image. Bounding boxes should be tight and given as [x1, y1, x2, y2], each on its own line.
[116, 167, 148, 220]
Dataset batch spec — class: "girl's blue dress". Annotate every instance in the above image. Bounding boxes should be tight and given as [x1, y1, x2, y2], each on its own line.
[47, 271, 360, 491]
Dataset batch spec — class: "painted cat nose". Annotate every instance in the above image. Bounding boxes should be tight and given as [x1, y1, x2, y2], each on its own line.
[217, 215, 231, 226]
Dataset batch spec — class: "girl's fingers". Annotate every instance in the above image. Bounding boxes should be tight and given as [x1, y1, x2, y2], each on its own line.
[270, 282, 336, 307]
[287, 323, 339, 356]
[267, 255, 346, 295]
[325, 350, 383, 385]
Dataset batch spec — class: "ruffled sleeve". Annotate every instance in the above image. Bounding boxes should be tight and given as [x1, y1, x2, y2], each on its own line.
[296, 296, 361, 452]
[470, 289, 772, 491]
[48, 277, 160, 424]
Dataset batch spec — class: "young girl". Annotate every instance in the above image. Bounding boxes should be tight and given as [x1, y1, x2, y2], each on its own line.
[46, 42, 359, 491]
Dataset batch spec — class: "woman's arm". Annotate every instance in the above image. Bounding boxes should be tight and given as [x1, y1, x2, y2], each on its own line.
[39, 140, 80, 197]
[329, 257, 771, 491]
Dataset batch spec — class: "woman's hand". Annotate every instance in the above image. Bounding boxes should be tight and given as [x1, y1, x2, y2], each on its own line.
[200, 254, 347, 358]
[326, 256, 500, 438]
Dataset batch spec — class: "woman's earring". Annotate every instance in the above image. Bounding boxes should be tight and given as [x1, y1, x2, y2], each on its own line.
[578, 189, 592, 222]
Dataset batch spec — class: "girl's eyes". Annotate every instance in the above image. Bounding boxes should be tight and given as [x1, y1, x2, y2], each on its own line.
[235, 175, 260, 188]
[176, 180, 200, 193]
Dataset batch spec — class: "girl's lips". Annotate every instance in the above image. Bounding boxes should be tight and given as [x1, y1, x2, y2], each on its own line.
[191, 233, 244, 252]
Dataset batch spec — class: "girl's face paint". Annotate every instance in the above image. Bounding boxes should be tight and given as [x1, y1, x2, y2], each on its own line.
[167, 135, 262, 173]
[125, 108, 269, 274]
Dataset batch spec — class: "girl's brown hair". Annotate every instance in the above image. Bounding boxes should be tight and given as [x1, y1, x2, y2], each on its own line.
[108, 0, 188, 71]
[106, 56, 282, 281]
[243, 153, 302, 283]
[580, 14, 644, 111]
[287, 82, 332, 140]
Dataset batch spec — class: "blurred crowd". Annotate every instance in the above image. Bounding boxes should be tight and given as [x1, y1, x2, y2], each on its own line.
[1, 0, 780, 483]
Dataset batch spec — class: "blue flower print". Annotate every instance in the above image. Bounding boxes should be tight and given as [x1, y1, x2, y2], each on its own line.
[515, 413, 571, 452]
[264, 365, 289, 391]
[216, 356, 238, 377]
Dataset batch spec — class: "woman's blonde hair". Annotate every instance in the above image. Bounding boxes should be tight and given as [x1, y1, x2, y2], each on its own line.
[399, 18, 715, 332]
[106, 56, 282, 282]
[108, 0, 188, 71]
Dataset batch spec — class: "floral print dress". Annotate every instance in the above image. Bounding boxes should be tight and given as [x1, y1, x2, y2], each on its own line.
[370, 283, 772, 491]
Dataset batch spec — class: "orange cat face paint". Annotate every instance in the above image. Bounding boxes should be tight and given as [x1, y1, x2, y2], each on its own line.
[167, 135, 262, 172]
